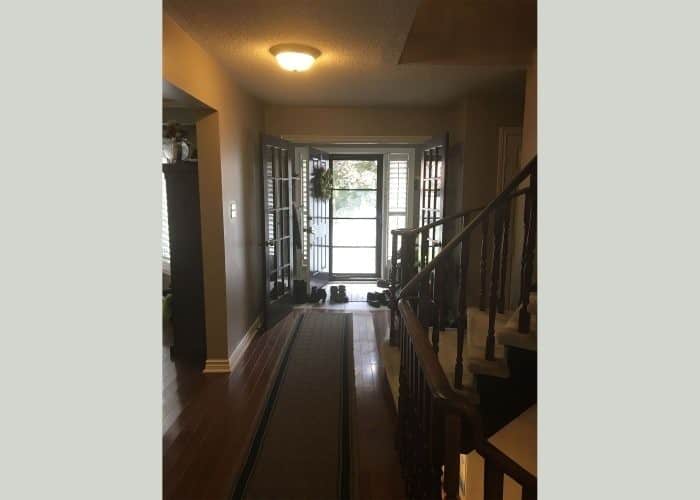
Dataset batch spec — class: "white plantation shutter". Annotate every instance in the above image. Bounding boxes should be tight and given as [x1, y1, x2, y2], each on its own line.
[387, 153, 409, 260]
[162, 173, 171, 272]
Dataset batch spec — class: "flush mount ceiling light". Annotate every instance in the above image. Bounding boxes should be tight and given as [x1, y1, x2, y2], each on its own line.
[269, 44, 321, 72]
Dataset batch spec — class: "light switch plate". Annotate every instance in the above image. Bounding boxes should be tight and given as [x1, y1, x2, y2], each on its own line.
[230, 201, 237, 219]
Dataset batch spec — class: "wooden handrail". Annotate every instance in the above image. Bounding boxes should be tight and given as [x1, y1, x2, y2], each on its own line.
[391, 206, 482, 237]
[399, 157, 536, 298]
[478, 441, 538, 492]
[400, 298, 538, 495]
[391, 187, 530, 239]
[398, 299, 480, 417]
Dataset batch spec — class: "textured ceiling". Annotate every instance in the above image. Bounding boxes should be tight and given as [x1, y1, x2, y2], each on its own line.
[164, 0, 526, 106]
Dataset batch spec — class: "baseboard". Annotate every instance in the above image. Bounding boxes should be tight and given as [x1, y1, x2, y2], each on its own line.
[202, 314, 263, 374]
[228, 314, 263, 373]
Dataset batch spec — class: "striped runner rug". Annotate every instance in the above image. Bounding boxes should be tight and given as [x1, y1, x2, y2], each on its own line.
[232, 312, 357, 499]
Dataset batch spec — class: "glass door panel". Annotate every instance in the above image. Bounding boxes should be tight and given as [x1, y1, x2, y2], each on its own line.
[332, 247, 377, 274]
[332, 190, 377, 217]
[419, 135, 448, 263]
[332, 219, 377, 246]
[332, 159, 378, 189]
[261, 135, 294, 329]
[329, 155, 382, 278]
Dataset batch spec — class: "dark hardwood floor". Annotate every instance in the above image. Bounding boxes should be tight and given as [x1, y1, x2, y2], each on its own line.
[352, 310, 405, 499]
[163, 309, 405, 500]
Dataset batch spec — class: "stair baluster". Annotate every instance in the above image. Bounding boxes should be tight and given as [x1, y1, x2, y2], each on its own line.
[486, 208, 504, 360]
[518, 178, 536, 333]
[418, 231, 430, 325]
[428, 398, 444, 499]
[431, 260, 441, 354]
[479, 217, 489, 310]
[517, 190, 531, 333]
[389, 231, 399, 345]
[498, 201, 511, 313]
[454, 234, 470, 388]
[484, 457, 505, 500]
[522, 486, 537, 500]
[443, 413, 461, 500]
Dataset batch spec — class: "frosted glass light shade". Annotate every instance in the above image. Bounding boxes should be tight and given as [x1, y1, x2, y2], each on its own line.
[270, 44, 321, 72]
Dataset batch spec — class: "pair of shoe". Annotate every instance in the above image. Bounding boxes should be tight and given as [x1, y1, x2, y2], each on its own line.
[330, 285, 349, 304]
[270, 281, 285, 300]
[307, 286, 327, 304]
[367, 290, 389, 307]
[376, 278, 391, 289]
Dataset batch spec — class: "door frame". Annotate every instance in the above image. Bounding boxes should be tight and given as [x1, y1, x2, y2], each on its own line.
[309, 145, 416, 280]
[327, 153, 384, 281]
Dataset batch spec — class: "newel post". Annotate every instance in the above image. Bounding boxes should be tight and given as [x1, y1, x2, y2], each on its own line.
[389, 231, 399, 345]
[443, 412, 461, 500]
[400, 232, 417, 294]
[418, 230, 431, 325]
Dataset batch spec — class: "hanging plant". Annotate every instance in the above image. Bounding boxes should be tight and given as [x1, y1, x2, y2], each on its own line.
[310, 167, 333, 199]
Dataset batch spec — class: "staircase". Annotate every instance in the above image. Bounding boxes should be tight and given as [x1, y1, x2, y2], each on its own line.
[386, 157, 537, 499]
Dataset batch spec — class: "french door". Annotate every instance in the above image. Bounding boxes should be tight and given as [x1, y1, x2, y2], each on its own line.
[419, 134, 448, 261]
[261, 134, 294, 329]
[329, 155, 383, 279]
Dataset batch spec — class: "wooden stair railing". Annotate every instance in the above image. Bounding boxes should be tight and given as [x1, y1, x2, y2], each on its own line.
[388, 206, 483, 347]
[398, 300, 537, 500]
[392, 156, 537, 499]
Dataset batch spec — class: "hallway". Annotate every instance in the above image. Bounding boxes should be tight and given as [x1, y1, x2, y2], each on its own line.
[163, 309, 403, 499]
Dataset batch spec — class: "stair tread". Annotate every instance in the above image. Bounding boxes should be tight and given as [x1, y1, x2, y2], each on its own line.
[496, 327, 537, 351]
[379, 294, 538, 409]
[467, 357, 510, 378]
[453, 385, 480, 404]
[429, 327, 508, 389]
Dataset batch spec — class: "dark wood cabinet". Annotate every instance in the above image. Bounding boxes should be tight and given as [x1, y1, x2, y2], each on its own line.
[163, 161, 206, 368]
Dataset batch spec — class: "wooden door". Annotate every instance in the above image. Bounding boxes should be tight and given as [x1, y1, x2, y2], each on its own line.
[307, 148, 330, 288]
[419, 134, 449, 261]
[261, 135, 295, 329]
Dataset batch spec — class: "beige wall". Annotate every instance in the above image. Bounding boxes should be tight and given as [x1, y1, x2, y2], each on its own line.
[446, 89, 525, 304]
[163, 15, 264, 360]
[461, 91, 525, 210]
[264, 105, 447, 140]
[521, 50, 537, 165]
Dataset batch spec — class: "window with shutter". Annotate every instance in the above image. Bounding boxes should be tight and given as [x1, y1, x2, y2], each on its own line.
[387, 153, 409, 260]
